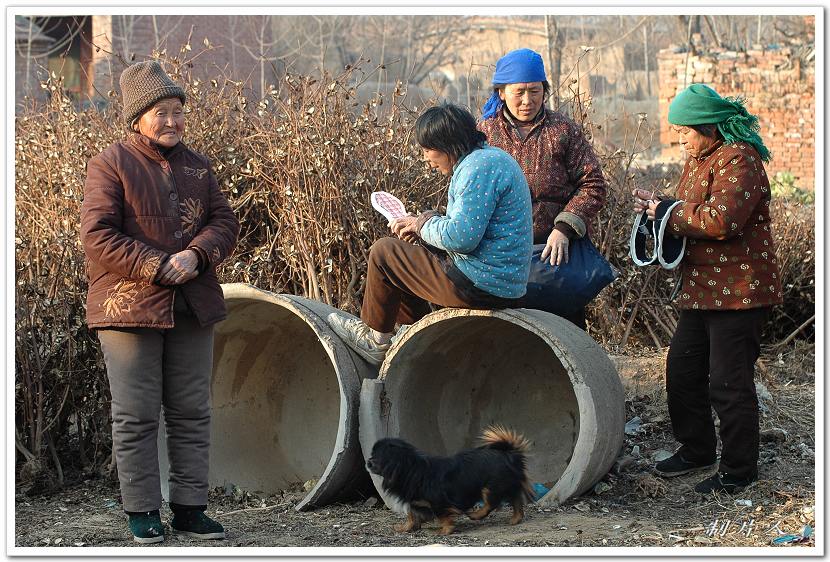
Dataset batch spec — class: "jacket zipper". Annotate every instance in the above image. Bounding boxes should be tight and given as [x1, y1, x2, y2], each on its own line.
[156, 147, 180, 327]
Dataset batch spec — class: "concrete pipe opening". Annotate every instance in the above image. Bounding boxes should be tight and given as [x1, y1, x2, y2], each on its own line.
[359, 308, 624, 509]
[162, 283, 375, 511]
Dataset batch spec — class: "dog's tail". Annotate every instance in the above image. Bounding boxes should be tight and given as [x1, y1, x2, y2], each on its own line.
[479, 425, 531, 453]
[481, 425, 535, 503]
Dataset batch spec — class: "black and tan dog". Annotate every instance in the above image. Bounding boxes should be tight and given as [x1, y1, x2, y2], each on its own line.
[366, 426, 533, 535]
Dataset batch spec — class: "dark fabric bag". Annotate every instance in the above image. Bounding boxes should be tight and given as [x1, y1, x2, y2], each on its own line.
[524, 237, 618, 316]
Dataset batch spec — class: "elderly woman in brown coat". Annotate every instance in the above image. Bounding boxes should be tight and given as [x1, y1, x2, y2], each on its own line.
[81, 61, 239, 542]
[633, 84, 782, 495]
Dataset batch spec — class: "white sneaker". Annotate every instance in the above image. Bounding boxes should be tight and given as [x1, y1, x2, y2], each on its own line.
[326, 313, 390, 366]
[391, 323, 411, 345]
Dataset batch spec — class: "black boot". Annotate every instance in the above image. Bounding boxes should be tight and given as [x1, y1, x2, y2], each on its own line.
[169, 503, 225, 540]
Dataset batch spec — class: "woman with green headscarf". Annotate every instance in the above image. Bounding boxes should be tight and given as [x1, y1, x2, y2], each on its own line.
[632, 83, 782, 495]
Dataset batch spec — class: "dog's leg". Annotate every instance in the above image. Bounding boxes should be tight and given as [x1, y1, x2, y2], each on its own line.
[436, 511, 457, 535]
[394, 511, 421, 533]
[509, 497, 525, 525]
[467, 487, 496, 521]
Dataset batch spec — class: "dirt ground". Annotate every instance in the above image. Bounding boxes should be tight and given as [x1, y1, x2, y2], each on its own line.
[14, 344, 816, 551]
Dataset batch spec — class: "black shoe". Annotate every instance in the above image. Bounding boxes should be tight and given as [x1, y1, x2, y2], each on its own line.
[694, 471, 757, 494]
[170, 507, 225, 540]
[654, 452, 716, 477]
[127, 510, 165, 544]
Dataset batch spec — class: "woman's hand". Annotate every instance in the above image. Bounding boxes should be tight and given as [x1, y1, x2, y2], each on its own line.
[632, 188, 659, 220]
[541, 229, 570, 266]
[389, 215, 420, 244]
[155, 249, 200, 285]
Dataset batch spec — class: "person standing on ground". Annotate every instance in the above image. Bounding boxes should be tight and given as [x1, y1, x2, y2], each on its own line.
[81, 60, 240, 542]
[633, 83, 782, 493]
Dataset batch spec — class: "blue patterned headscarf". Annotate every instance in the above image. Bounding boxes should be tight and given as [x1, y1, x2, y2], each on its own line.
[481, 49, 547, 120]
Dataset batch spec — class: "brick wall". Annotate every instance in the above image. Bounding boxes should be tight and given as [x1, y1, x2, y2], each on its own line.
[92, 15, 272, 97]
[657, 45, 815, 190]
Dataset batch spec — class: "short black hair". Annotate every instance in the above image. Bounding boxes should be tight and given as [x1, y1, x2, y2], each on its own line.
[414, 102, 487, 163]
[690, 123, 723, 140]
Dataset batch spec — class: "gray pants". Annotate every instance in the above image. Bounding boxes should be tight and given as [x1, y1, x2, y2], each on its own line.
[98, 298, 214, 512]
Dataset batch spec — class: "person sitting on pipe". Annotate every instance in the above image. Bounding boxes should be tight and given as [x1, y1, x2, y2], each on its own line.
[328, 102, 533, 365]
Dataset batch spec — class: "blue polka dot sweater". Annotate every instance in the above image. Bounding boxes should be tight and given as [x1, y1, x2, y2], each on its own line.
[419, 145, 532, 299]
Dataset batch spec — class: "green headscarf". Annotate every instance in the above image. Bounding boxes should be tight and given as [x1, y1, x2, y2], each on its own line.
[668, 83, 771, 162]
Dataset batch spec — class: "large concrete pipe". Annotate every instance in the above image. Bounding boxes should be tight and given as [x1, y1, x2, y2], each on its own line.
[160, 283, 376, 511]
[359, 307, 625, 510]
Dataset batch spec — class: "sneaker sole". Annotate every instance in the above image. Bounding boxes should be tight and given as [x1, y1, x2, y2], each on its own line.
[172, 529, 226, 540]
[133, 535, 164, 544]
[327, 315, 387, 366]
[654, 463, 716, 478]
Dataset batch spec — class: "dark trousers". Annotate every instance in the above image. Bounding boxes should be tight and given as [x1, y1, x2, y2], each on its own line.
[97, 296, 214, 512]
[666, 307, 769, 478]
[361, 237, 521, 333]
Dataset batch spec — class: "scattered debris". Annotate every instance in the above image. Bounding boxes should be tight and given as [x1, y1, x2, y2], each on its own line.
[797, 443, 814, 458]
[573, 501, 591, 512]
[653, 449, 673, 462]
[594, 481, 612, 495]
[760, 427, 789, 443]
[624, 416, 642, 435]
[634, 474, 667, 498]
[631, 445, 641, 458]
[613, 456, 637, 474]
[755, 381, 774, 414]
[532, 483, 550, 501]
[735, 499, 753, 507]
[772, 525, 812, 545]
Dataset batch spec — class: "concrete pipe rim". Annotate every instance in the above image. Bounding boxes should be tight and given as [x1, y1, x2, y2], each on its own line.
[217, 283, 364, 511]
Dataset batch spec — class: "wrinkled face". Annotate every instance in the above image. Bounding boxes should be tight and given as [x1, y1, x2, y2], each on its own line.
[499, 81, 545, 122]
[134, 97, 184, 148]
[671, 124, 718, 159]
[421, 147, 454, 176]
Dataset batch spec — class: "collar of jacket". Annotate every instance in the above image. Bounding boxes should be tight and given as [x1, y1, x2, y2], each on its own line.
[128, 132, 187, 162]
[693, 139, 724, 163]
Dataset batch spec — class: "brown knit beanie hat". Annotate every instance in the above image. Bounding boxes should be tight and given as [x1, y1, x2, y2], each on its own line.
[119, 60, 186, 126]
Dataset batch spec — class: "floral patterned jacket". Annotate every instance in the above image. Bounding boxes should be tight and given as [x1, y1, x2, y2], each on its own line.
[81, 134, 240, 328]
[666, 140, 783, 310]
[478, 108, 607, 243]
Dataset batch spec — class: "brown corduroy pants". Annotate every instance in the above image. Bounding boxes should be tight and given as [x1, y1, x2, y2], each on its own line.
[361, 237, 521, 333]
[97, 295, 214, 512]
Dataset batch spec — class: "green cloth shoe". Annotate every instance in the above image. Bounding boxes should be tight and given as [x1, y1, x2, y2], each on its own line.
[170, 505, 225, 540]
[127, 510, 165, 544]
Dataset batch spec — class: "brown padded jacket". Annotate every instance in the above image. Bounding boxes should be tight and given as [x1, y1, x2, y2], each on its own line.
[81, 134, 240, 329]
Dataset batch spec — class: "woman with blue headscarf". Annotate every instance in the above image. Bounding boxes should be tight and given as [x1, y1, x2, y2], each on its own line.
[478, 49, 607, 330]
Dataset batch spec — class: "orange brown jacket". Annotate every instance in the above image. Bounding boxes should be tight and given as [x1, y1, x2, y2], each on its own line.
[666, 141, 783, 310]
[81, 134, 240, 329]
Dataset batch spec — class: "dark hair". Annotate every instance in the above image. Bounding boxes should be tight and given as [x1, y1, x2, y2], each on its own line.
[689, 123, 723, 140]
[414, 102, 487, 163]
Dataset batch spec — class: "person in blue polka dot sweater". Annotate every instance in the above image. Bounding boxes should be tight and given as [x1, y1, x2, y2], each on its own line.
[418, 130, 532, 300]
[327, 103, 532, 365]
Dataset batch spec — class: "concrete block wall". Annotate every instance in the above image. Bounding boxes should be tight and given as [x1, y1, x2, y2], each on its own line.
[656, 45, 815, 191]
